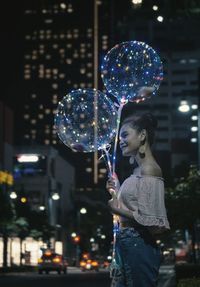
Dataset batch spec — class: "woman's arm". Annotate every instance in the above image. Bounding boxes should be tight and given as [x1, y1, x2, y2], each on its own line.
[108, 198, 135, 220]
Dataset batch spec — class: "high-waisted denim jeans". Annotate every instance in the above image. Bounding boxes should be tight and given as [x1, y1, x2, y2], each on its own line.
[111, 227, 161, 287]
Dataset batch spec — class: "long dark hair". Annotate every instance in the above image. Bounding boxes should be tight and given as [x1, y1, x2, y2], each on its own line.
[121, 113, 158, 146]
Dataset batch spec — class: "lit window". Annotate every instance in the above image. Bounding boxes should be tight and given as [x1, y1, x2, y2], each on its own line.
[53, 44, 58, 49]
[80, 68, 86, 74]
[67, 34, 72, 39]
[46, 55, 51, 59]
[25, 35, 31, 40]
[51, 69, 57, 75]
[38, 114, 44, 119]
[67, 4, 73, 13]
[80, 83, 85, 88]
[86, 168, 92, 173]
[60, 3, 67, 9]
[189, 59, 198, 64]
[45, 129, 50, 134]
[67, 80, 71, 84]
[45, 109, 51, 114]
[45, 139, 50, 145]
[39, 105, 43, 109]
[24, 55, 31, 59]
[53, 95, 58, 99]
[66, 59, 72, 64]
[31, 119, 37, 124]
[31, 94, 37, 99]
[52, 140, 57, 144]
[24, 75, 31, 79]
[59, 48, 65, 54]
[73, 53, 79, 58]
[31, 129, 36, 134]
[87, 73, 92, 78]
[87, 63, 92, 68]
[87, 53, 92, 58]
[59, 73, 65, 79]
[45, 19, 53, 24]
[73, 84, 78, 88]
[99, 168, 107, 174]
[52, 83, 58, 89]
[24, 114, 30, 119]
[24, 134, 30, 139]
[66, 43, 72, 48]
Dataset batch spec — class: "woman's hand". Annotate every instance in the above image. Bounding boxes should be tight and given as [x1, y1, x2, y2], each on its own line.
[106, 173, 120, 197]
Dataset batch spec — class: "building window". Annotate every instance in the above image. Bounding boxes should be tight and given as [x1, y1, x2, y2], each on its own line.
[44, 139, 50, 145]
[52, 83, 58, 89]
[31, 119, 37, 124]
[38, 114, 44, 119]
[24, 114, 30, 119]
[45, 109, 51, 114]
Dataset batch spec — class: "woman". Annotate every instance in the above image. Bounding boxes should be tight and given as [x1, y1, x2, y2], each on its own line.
[106, 113, 170, 287]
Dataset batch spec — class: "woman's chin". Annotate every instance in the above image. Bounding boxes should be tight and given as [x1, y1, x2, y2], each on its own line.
[122, 150, 131, 157]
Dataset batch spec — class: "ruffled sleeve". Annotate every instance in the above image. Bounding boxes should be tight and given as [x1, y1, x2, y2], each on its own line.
[118, 175, 170, 234]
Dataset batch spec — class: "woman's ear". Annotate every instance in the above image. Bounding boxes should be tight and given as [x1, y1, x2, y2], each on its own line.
[139, 129, 147, 142]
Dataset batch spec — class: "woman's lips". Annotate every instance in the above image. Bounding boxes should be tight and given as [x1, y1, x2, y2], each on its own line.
[120, 145, 128, 150]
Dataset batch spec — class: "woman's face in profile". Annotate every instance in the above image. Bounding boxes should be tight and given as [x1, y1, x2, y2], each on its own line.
[119, 123, 141, 157]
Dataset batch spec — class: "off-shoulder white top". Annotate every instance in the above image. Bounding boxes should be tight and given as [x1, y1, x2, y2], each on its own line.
[117, 168, 170, 234]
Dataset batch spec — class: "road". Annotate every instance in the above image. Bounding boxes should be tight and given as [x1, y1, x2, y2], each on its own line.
[0, 265, 176, 287]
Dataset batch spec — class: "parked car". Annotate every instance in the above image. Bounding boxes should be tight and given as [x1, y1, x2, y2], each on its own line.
[38, 251, 68, 274]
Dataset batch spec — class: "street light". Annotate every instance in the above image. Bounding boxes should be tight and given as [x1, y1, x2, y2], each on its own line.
[52, 192, 60, 200]
[80, 207, 87, 214]
[10, 191, 17, 199]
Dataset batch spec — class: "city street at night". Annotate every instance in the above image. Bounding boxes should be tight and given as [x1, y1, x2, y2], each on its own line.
[0, 265, 176, 287]
[1, 0, 200, 286]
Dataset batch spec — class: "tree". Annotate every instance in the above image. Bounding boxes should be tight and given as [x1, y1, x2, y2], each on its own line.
[166, 166, 200, 262]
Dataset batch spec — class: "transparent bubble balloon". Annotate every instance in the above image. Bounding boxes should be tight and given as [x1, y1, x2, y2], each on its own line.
[54, 89, 117, 152]
[101, 41, 163, 103]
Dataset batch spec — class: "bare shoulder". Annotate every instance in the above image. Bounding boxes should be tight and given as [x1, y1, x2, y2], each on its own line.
[140, 163, 162, 177]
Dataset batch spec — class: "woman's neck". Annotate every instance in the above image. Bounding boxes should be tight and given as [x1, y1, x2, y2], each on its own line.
[134, 145, 154, 167]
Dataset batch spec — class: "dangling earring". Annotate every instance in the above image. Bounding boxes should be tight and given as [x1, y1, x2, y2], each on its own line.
[139, 145, 146, 158]
[129, 156, 135, 165]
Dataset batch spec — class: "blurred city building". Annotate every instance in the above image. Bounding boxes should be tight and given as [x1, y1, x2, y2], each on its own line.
[0, 101, 14, 172]
[4, 0, 200, 187]
[13, 145, 75, 256]
[14, 0, 113, 188]
[115, 0, 200, 182]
